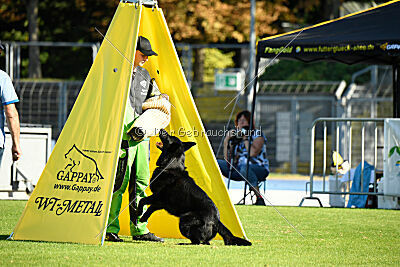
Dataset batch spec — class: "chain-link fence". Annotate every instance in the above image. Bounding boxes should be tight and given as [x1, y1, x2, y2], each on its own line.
[14, 80, 83, 139]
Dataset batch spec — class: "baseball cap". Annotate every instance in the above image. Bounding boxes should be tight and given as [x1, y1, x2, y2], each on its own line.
[137, 36, 157, 56]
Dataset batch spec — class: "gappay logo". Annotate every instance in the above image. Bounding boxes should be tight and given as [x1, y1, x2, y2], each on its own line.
[33, 145, 105, 216]
[380, 42, 400, 51]
[57, 144, 104, 183]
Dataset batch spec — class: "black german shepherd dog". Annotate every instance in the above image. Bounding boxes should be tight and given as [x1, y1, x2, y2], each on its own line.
[136, 129, 251, 246]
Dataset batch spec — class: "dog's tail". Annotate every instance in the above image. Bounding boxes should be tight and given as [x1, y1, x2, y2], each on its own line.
[217, 221, 252, 246]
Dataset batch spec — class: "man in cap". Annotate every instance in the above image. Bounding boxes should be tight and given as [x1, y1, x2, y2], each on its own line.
[106, 36, 164, 242]
[0, 42, 22, 167]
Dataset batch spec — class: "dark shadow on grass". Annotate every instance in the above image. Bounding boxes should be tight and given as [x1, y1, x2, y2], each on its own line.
[0, 234, 12, 240]
[177, 242, 210, 246]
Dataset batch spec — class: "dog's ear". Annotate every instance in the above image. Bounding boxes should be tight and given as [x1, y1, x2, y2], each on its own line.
[183, 141, 196, 152]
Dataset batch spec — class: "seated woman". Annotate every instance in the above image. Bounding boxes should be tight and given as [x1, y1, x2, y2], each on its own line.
[217, 110, 270, 205]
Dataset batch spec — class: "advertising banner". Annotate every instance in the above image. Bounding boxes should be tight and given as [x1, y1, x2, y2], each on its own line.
[12, 3, 141, 244]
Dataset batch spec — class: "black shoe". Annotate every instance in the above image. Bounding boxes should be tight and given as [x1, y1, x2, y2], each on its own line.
[255, 197, 266, 206]
[132, 232, 164, 242]
[105, 233, 123, 242]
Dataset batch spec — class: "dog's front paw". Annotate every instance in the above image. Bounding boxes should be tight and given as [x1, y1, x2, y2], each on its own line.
[136, 207, 143, 217]
[136, 202, 145, 217]
[139, 216, 148, 223]
[139, 210, 152, 223]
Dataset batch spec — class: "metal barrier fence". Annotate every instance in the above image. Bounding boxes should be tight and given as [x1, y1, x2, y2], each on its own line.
[2, 41, 99, 80]
[299, 117, 392, 207]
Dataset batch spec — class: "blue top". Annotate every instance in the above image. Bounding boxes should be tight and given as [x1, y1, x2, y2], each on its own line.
[0, 70, 19, 148]
[346, 161, 374, 208]
[235, 129, 270, 171]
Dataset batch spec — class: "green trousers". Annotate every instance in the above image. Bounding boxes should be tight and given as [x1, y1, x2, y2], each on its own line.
[107, 138, 150, 236]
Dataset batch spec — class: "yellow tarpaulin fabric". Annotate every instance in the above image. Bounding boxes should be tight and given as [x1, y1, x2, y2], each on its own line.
[118, 6, 246, 240]
[13, 3, 246, 245]
[12, 3, 141, 245]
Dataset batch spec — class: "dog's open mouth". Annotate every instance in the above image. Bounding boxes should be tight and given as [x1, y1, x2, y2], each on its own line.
[156, 141, 163, 149]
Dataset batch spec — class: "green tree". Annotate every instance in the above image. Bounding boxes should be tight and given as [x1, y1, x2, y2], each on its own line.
[285, 0, 392, 26]
[204, 48, 235, 82]
[27, 0, 41, 78]
[0, 0, 118, 79]
[160, 0, 293, 43]
[3, 0, 385, 80]
[159, 0, 294, 82]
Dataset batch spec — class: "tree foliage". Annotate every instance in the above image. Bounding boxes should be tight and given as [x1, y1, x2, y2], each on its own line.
[1, 0, 391, 80]
[1, 0, 119, 79]
[203, 48, 235, 82]
[160, 0, 294, 43]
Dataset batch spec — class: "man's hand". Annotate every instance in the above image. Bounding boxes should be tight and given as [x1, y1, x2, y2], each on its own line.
[12, 143, 22, 161]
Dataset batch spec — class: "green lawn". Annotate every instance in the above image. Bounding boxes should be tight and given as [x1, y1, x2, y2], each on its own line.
[1, 200, 399, 266]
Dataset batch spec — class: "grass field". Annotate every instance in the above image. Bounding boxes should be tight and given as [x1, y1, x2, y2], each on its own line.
[1, 200, 399, 266]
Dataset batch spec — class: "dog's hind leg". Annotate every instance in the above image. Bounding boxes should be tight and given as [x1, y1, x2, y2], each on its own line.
[179, 214, 214, 245]
[179, 214, 200, 244]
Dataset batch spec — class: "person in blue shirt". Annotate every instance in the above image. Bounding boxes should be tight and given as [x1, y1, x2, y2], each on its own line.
[0, 42, 22, 166]
[218, 110, 270, 205]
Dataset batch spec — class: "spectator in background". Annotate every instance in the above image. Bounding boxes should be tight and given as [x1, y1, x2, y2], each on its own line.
[217, 110, 269, 205]
[0, 42, 22, 166]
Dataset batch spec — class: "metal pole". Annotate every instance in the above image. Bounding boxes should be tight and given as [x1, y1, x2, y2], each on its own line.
[91, 44, 98, 63]
[361, 122, 365, 192]
[58, 82, 67, 132]
[10, 43, 14, 80]
[291, 98, 298, 173]
[310, 124, 316, 197]
[5, 43, 10, 75]
[348, 121, 352, 192]
[323, 121, 327, 192]
[393, 64, 400, 118]
[242, 0, 256, 204]
[188, 45, 193, 88]
[248, 0, 256, 90]
[336, 121, 340, 188]
[374, 122, 377, 193]
[245, 54, 260, 204]
[17, 45, 21, 80]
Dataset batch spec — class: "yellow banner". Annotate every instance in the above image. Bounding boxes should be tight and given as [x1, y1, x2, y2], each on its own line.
[119, 6, 246, 240]
[12, 2, 141, 245]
